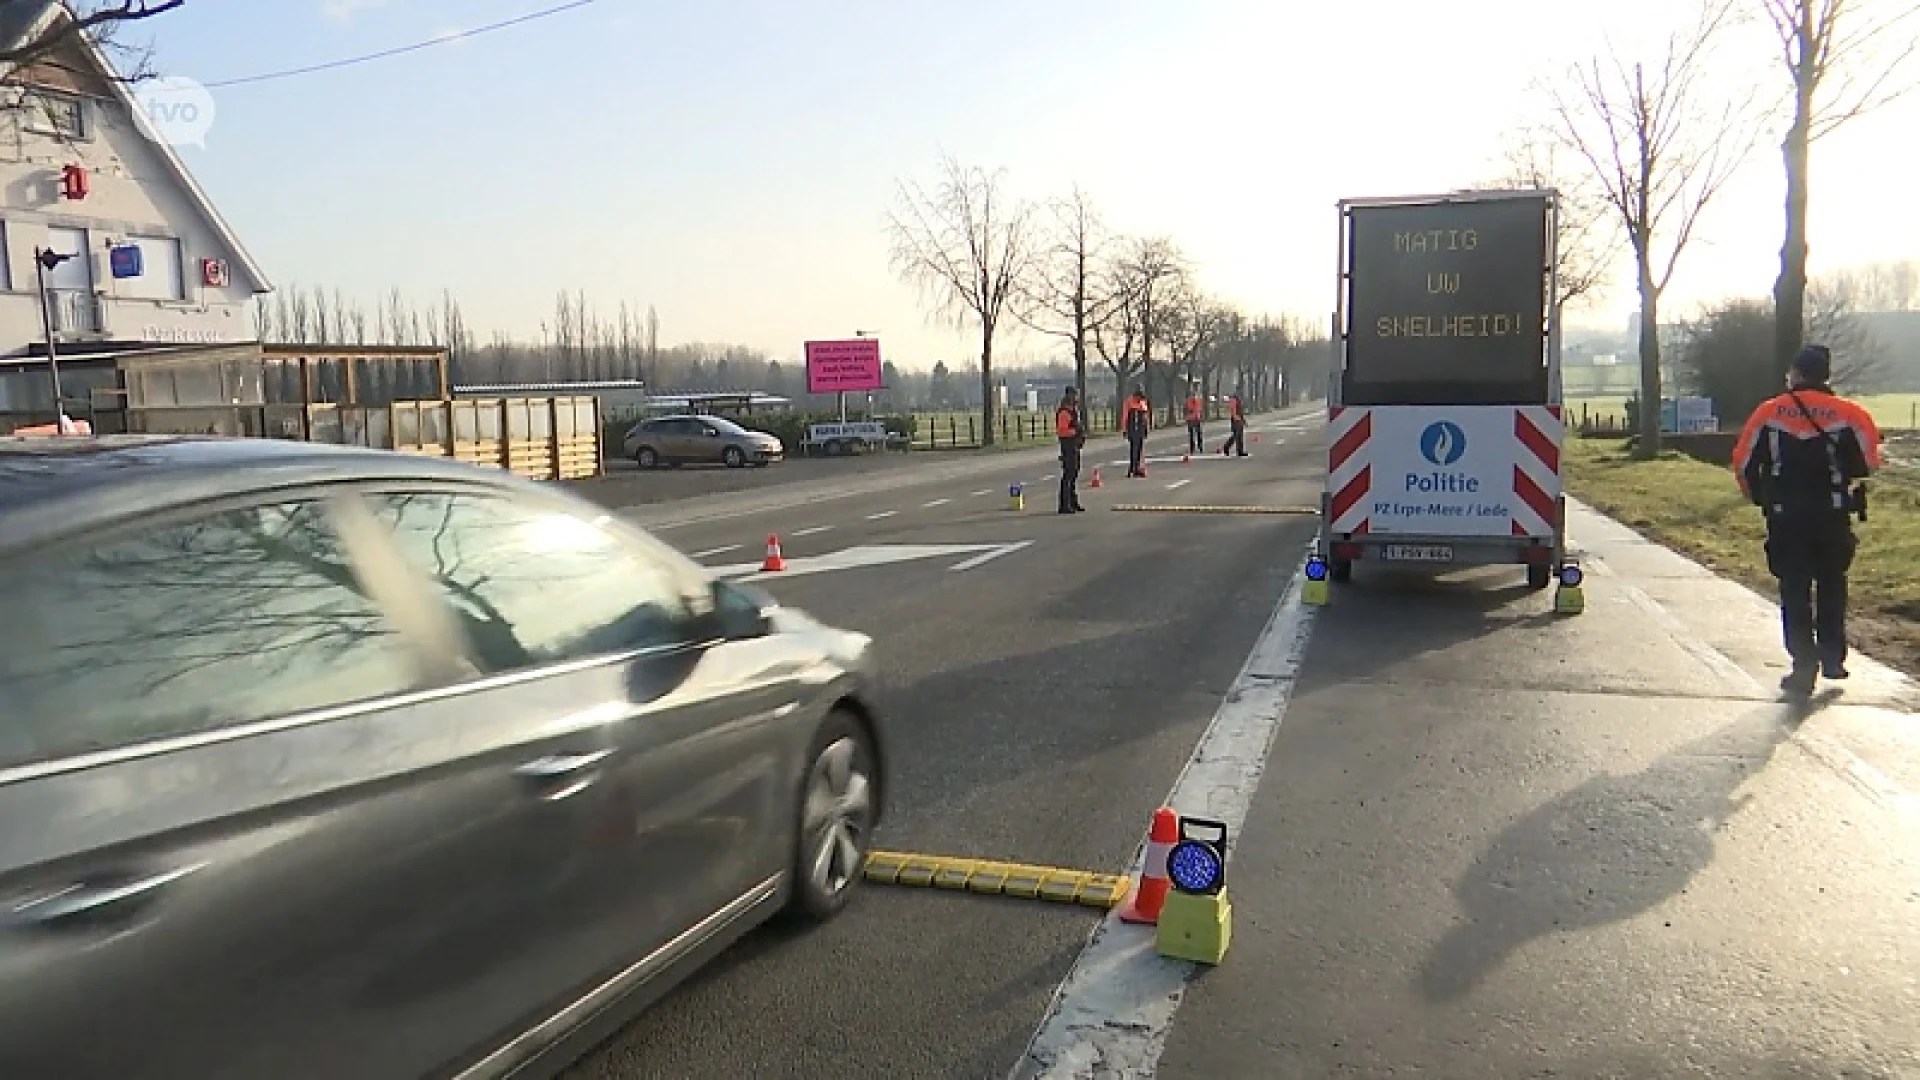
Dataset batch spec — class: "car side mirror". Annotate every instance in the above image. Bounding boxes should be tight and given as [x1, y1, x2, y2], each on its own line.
[712, 579, 773, 640]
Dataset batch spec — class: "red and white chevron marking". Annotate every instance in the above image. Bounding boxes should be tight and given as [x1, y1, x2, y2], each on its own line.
[1323, 405, 1564, 536]
[1511, 405, 1564, 537]
[1326, 405, 1373, 535]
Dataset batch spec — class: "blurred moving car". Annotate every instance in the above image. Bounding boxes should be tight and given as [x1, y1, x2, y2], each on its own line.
[623, 414, 784, 469]
[0, 435, 885, 1080]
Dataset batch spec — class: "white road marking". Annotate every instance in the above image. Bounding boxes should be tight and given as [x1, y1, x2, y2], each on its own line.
[972, 489, 993, 497]
[923, 498, 950, 509]
[948, 540, 1034, 572]
[690, 544, 740, 559]
[1164, 478, 1192, 491]
[706, 542, 1027, 582]
[866, 510, 897, 520]
[1011, 548, 1319, 1079]
[791, 526, 833, 538]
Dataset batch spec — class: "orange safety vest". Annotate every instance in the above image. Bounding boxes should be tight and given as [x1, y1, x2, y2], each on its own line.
[1732, 387, 1882, 508]
[1229, 398, 1244, 422]
[1185, 396, 1203, 422]
[1055, 405, 1078, 438]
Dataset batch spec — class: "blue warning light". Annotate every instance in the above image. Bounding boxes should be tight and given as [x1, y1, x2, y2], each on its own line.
[1009, 482, 1023, 497]
[1304, 557, 1328, 582]
[1559, 564, 1583, 588]
[1167, 839, 1224, 895]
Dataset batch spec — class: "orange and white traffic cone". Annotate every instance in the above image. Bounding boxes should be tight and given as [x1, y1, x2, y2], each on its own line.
[1089, 466, 1103, 489]
[1251, 432, 1261, 443]
[761, 534, 786, 572]
[1118, 806, 1179, 924]
[1181, 452, 1190, 465]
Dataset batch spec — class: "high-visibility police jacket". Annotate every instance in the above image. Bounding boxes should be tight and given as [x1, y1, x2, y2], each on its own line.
[1124, 396, 1151, 437]
[1185, 397, 1203, 422]
[1055, 405, 1082, 441]
[1732, 386, 1881, 516]
[1228, 398, 1245, 423]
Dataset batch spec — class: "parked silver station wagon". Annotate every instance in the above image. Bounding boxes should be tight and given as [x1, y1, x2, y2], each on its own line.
[0, 435, 886, 1080]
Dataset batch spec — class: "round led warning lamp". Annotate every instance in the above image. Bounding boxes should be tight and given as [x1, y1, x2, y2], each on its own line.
[1304, 557, 1329, 582]
[1559, 565, 1584, 588]
[1010, 483, 1023, 496]
[1166, 838, 1225, 895]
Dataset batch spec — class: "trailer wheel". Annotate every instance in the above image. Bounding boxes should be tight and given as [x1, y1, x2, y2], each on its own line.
[1526, 563, 1552, 591]
[1329, 558, 1353, 583]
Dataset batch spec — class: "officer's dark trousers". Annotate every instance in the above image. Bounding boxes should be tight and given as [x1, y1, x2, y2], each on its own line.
[1222, 420, 1245, 456]
[1766, 512, 1856, 670]
[1126, 432, 1146, 475]
[1187, 421, 1204, 454]
[1058, 443, 1081, 510]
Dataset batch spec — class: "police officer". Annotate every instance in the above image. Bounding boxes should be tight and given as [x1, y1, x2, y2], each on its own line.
[1732, 344, 1883, 695]
[1123, 386, 1151, 477]
[1220, 393, 1247, 457]
[1056, 387, 1087, 514]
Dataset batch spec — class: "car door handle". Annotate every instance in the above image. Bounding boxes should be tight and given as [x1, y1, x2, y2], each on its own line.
[514, 750, 612, 801]
[10, 862, 206, 927]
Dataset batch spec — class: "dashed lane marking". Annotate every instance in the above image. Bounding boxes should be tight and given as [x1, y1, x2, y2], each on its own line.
[690, 544, 740, 559]
[791, 526, 833, 538]
[866, 510, 897, 520]
[1164, 478, 1192, 491]
[923, 498, 951, 508]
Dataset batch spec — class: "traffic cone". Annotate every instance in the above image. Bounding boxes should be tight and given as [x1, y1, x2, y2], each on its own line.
[1118, 806, 1179, 924]
[1252, 432, 1261, 443]
[1089, 466, 1103, 489]
[761, 535, 786, 572]
[1181, 452, 1190, 465]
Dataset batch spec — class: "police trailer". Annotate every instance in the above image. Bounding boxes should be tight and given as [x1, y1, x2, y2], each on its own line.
[1318, 189, 1572, 591]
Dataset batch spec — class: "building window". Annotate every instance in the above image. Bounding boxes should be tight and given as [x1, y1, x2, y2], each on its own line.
[21, 89, 87, 140]
[120, 234, 185, 301]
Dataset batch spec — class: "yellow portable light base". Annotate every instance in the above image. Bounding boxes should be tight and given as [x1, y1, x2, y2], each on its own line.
[1553, 559, 1585, 615]
[1302, 579, 1330, 606]
[1155, 886, 1232, 966]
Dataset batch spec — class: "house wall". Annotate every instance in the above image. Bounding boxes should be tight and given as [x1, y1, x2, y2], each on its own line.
[0, 40, 260, 354]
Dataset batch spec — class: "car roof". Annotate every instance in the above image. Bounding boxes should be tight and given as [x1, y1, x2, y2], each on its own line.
[0, 435, 554, 553]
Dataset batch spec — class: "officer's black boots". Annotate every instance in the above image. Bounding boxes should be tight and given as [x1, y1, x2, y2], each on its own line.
[1781, 666, 1817, 695]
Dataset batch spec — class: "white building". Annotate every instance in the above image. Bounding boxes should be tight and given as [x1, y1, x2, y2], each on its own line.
[0, 1, 268, 361]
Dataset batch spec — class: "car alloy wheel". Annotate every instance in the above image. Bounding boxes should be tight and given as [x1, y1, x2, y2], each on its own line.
[637, 447, 659, 469]
[788, 721, 874, 922]
[724, 446, 746, 468]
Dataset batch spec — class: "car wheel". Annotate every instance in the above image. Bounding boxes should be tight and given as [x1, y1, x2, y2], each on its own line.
[1329, 558, 1353, 583]
[783, 711, 876, 924]
[724, 446, 747, 468]
[825, 440, 843, 457]
[1526, 563, 1553, 591]
[636, 447, 659, 469]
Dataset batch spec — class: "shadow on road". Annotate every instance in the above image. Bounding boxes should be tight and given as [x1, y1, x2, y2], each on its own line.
[1414, 693, 1838, 1003]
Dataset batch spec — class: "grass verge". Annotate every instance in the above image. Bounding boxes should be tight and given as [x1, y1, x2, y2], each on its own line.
[1563, 436, 1920, 677]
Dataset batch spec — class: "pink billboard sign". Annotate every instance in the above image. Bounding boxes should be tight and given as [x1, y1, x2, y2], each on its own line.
[805, 338, 884, 394]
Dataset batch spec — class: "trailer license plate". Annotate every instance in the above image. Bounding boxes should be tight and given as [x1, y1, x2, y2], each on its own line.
[1383, 544, 1453, 562]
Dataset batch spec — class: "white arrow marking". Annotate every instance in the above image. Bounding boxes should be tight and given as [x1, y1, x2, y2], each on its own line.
[948, 540, 1033, 572]
[705, 542, 1034, 582]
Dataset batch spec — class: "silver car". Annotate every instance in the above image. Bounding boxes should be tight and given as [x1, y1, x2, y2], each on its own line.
[0, 435, 886, 1080]
[623, 414, 784, 469]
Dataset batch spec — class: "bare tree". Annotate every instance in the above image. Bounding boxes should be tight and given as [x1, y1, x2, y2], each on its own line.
[644, 304, 660, 388]
[887, 155, 1038, 445]
[346, 296, 369, 345]
[1015, 185, 1130, 409]
[0, 1, 182, 74]
[1549, 0, 1763, 456]
[289, 286, 312, 345]
[253, 294, 275, 343]
[1488, 125, 1623, 311]
[311, 285, 334, 345]
[1765, 0, 1920, 371]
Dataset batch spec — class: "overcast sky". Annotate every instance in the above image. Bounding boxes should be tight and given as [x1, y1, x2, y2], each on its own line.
[145, 0, 1920, 370]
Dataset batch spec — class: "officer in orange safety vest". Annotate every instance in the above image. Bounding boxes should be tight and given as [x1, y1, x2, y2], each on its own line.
[1220, 393, 1247, 457]
[1123, 387, 1152, 477]
[1732, 344, 1882, 695]
[1185, 390, 1205, 455]
[1055, 386, 1087, 514]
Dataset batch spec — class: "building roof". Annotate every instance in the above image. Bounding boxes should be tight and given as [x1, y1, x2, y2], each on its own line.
[0, 1, 272, 294]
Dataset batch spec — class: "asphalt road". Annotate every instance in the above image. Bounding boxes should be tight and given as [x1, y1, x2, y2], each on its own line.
[558, 408, 1920, 1080]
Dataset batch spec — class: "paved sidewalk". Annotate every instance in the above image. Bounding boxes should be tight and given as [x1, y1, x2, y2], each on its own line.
[1150, 499, 1918, 1079]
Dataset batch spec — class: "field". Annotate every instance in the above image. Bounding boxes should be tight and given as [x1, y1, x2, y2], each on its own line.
[1564, 392, 1920, 432]
[907, 407, 1123, 450]
[1562, 435, 1920, 675]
